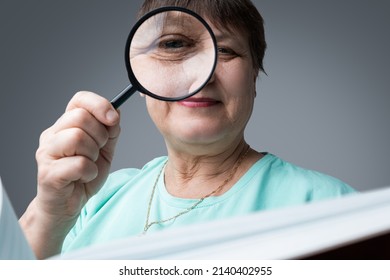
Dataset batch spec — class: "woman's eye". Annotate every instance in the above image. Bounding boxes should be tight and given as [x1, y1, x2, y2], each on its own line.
[218, 47, 237, 57]
[158, 35, 194, 51]
[152, 35, 196, 62]
[161, 40, 185, 49]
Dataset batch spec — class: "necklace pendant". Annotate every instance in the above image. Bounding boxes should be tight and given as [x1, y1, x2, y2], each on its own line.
[143, 223, 152, 234]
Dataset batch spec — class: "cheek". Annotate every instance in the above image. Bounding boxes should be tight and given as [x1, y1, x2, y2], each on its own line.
[225, 78, 256, 131]
[145, 97, 169, 129]
[220, 59, 256, 93]
[222, 64, 256, 112]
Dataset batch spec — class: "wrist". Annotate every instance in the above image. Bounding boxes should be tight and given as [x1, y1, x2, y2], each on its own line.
[19, 198, 78, 259]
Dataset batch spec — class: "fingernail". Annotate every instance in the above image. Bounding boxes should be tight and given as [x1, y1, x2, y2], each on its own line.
[106, 109, 118, 123]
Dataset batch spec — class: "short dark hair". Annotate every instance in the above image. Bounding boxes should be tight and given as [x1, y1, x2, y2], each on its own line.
[138, 0, 267, 75]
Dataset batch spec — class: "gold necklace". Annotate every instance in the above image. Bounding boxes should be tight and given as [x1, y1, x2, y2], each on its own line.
[143, 145, 251, 234]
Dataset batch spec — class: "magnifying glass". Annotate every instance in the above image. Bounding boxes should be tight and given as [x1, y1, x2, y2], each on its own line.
[110, 6, 218, 109]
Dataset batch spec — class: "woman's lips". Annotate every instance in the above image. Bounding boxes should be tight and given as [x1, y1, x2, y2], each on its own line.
[178, 97, 221, 108]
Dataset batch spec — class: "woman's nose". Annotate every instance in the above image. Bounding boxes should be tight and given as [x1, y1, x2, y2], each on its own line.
[206, 61, 221, 85]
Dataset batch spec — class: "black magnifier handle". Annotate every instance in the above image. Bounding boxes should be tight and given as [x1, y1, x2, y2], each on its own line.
[110, 84, 137, 109]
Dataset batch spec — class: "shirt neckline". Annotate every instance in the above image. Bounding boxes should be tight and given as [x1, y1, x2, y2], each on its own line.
[156, 153, 275, 209]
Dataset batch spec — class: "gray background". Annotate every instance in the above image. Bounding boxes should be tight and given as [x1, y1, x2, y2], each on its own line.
[1, 1, 389, 217]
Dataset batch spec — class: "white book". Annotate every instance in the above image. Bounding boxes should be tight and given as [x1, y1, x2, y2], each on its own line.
[0, 178, 35, 260]
[1, 177, 389, 260]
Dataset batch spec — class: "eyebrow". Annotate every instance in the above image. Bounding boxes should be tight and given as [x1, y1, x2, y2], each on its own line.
[214, 31, 247, 49]
[214, 29, 244, 42]
[214, 32, 231, 41]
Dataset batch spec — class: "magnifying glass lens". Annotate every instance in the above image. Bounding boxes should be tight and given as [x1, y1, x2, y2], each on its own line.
[128, 10, 216, 99]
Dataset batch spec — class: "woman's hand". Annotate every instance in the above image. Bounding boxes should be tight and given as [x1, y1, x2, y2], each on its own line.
[19, 91, 121, 259]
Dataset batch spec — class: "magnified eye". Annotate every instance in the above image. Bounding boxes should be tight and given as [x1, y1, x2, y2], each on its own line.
[160, 38, 186, 49]
[153, 34, 197, 61]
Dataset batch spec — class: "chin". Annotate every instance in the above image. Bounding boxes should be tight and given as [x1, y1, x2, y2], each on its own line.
[175, 122, 230, 145]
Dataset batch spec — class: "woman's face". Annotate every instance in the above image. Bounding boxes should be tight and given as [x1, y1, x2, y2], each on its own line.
[145, 21, 257, 151]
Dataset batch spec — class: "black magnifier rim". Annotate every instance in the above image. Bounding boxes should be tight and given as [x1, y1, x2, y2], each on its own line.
[124, 6, 218, 102]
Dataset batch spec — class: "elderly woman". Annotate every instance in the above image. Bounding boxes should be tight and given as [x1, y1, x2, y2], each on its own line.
[20, 0, 355, 259]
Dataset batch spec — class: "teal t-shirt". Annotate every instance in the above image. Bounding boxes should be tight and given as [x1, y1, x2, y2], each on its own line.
[62, 154, 355, 253]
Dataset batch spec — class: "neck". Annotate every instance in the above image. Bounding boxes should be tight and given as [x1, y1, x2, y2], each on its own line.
[164, 140, 261, 199]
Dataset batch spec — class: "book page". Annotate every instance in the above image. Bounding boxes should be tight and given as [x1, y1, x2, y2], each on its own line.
[0, 178, 36, 260]
[57, 186, 390, 260]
